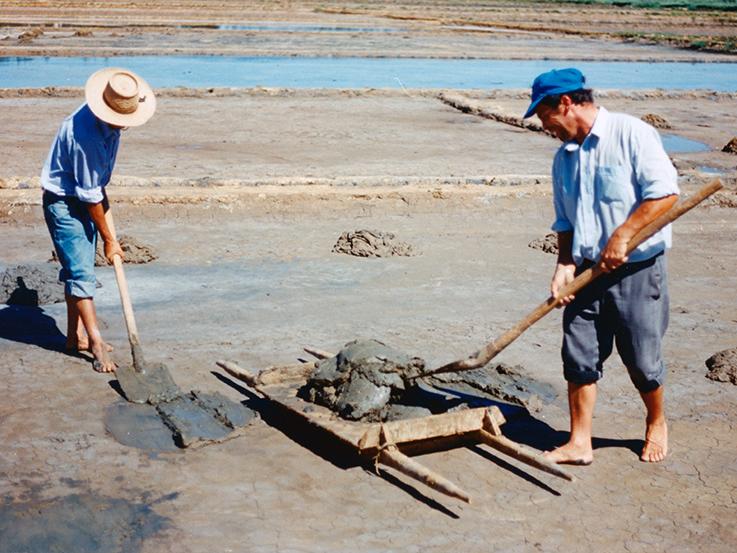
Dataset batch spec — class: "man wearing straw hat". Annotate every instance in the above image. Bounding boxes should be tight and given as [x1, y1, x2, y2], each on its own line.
[523, 68, 679, 464]
[41, 67, 156, 373]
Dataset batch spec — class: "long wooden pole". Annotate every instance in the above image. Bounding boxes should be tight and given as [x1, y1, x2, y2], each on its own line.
[426, 179, 722, 376]
[379, 445, 472, 503]
[105, 209, 146, 370]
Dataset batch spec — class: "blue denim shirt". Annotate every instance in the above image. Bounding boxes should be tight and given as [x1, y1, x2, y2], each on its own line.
[551, 107, 679, 265]
[41, 103, 120, 204]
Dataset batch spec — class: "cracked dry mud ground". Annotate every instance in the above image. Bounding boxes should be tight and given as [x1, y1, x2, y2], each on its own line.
[1, 187, 736, 553]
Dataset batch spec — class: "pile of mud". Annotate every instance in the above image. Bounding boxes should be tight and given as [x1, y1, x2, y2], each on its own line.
[0, 263, 64, 305]
[426, 363, 556, 413]
[528, 233, 558, 255]
[48, 234, 157, 266]
[300, 340, 426, 421]
[299, 339, 555, 422]
[722, 137, 737, 154]
[332, 229, 417, 258]
[96, 234, 157, 266]
[705, 347, 737, 385]
[641, 113, 672, 129]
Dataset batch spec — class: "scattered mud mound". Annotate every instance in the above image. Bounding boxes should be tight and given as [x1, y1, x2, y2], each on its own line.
[641, 113, 672, 129]
[705, 191, 737, 208]
[0, 492, 171, 553]
[50, 235, 157, 266]
[97, 234, 158, 266]
[427, 363, 557, 413]
[0, 263, 64, 305]
[333, 229, 417, 258]
[528, 233, 558, 255]
[17, 27, 43, 43]
[705, 347, 737, 385]
[722, 137, 737, 154]
[300, 339, 425, 421]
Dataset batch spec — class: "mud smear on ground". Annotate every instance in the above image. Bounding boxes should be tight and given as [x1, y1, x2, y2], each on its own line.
[333, 229, 418, 258]
[0, 492, 173, 553]
[705, 347, 737, 385]
[0, 263, 64, 305]
[300, 339, 554, 421]
[641, 113, 672, 129]
[104, 401, 180, 452]
[106, 391, 256, 450]
[528, 233, 558, 255]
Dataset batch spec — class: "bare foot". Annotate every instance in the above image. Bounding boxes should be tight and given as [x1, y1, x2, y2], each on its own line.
[641, 420, 668, 463]
[90, 342, 116, 373]
[543, 441, 593, 466]
[66, 337, 113, 353]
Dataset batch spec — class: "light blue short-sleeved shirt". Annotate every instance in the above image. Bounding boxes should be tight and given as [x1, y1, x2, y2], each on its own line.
[41, 103, 120, 204]
[551, 106, 679, 265]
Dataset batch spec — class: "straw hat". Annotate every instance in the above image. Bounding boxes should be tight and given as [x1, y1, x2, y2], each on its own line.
[85, 67, 156, 127]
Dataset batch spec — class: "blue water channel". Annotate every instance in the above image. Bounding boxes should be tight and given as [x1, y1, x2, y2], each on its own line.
[1, 56, 736, 90]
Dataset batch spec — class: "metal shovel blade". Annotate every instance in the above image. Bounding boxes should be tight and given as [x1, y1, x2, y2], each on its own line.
[115, 345, 181, 404]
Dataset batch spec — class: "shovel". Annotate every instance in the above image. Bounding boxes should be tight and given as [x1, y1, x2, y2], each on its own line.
[106, 210, 180, 404]
[424, 178, 723, 377]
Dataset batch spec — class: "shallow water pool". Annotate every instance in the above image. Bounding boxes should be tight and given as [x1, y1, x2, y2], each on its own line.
[1, 56, 736, 90]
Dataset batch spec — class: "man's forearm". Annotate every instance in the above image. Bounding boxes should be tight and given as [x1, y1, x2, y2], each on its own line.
[85, 193, 115, 243]
[613, 194, 678, 242]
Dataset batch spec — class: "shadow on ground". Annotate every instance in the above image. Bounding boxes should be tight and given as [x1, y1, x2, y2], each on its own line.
[0, 304, 66, 353]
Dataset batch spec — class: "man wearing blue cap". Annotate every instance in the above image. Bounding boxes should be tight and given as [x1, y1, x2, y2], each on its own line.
[523, 68, 679, 464]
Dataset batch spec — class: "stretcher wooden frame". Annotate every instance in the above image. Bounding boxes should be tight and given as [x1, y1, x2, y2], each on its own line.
[216, 353, 573, 504]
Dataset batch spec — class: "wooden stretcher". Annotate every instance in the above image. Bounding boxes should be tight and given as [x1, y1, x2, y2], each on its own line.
[216, 350, 573, 504]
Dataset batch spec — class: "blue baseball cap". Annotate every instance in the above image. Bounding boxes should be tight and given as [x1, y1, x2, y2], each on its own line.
[523, 68, 586, 119]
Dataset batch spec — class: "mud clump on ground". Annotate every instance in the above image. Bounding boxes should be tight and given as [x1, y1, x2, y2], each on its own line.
[48, 234, 157, 266]
[722, 137, 737, 154]
[528, 233, 558, 255]
[97, 234, 158, 265]
[107, 389, 256, 450]
[0, 263, 64, 305]
[300, 339, 426, 421]
[427, 363, 557, 413]
[17, 27, 44, 43]
[156, 390, 255, 448]
[705, 347, 737, 385]
[705, 191, 737, 208]
[0, 492, 172, 553]
[333, 229, 418, 258]
[641, 113, 672, 129]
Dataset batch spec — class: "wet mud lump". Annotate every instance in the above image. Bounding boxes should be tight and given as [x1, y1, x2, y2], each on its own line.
[333, 229, 417, 258]
[300, 339, 425, 421]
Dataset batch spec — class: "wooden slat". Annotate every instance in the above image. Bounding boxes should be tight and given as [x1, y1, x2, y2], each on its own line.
[357, 407, 505, 452]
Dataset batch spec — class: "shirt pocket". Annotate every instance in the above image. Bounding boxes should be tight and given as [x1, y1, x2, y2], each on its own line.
[595, 165, 629, 203]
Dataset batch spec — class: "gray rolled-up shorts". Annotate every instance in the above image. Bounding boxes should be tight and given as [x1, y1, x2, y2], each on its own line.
[562, 252, 668, 393]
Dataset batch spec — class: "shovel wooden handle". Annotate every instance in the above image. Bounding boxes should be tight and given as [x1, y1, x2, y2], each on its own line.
[427, 179, 723, 376]
[104, 209, 144, 364]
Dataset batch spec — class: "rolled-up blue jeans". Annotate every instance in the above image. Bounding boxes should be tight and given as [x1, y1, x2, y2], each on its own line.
[43, 190, 97, 298]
